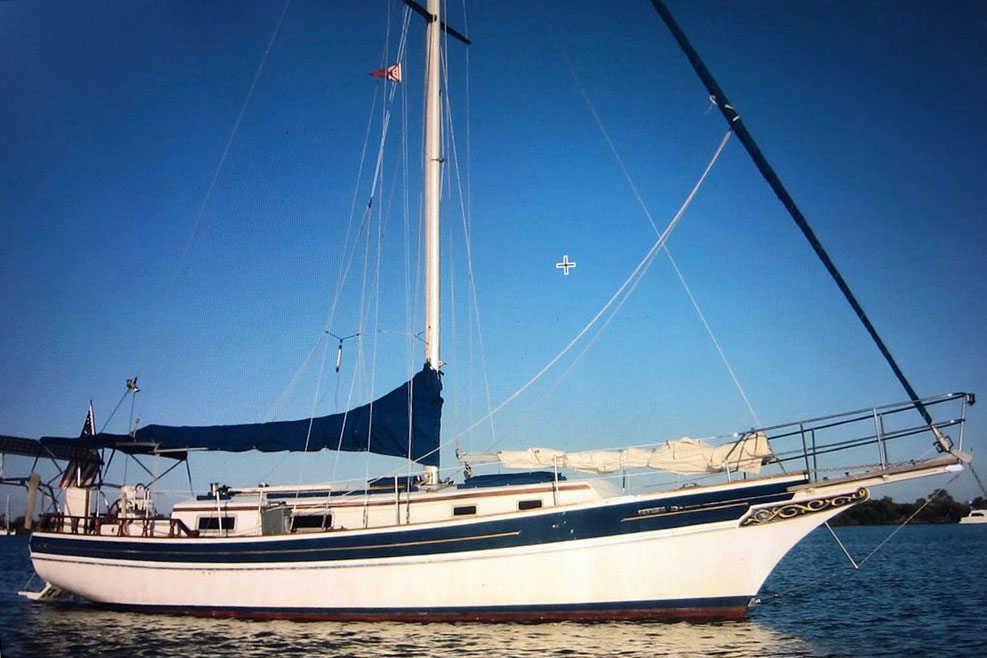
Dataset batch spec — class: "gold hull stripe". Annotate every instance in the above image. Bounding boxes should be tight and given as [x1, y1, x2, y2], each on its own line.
[620, 502, 748, 523]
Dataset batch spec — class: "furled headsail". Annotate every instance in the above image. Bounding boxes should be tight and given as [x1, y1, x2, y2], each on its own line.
[40, 365, 443, 466]
[460, 432, 772, 476]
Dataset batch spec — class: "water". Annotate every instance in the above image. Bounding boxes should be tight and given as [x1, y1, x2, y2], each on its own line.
[1, 526, 984, 657]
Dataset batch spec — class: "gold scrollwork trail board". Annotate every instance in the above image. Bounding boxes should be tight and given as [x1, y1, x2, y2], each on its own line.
[741, 488, 869, 526]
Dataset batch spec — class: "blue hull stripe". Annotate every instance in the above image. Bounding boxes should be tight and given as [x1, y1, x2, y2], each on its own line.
[31, 480, 798, 564]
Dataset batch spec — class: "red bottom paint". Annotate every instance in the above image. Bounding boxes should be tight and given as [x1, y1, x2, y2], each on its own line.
[94, 604, 751, 623]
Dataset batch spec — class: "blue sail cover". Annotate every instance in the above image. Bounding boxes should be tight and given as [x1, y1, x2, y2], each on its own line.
[43, 366, 443, 466]
[0, 434, 103, 464]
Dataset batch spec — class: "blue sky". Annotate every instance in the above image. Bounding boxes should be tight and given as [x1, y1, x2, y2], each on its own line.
[2, 0, 986, 510]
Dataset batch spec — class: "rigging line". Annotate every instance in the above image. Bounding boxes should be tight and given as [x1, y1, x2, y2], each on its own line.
[268, 210, 373, 476]
[413, 1, 430, 353]
[324, 6, 410, 338]
[321, 16, 396, 349]
[664, 245, 761, 426]
[403, 190, 425, 469]
[856, 476, 960, 568]
[448, 224, 462, 453]
[266, 196, 372, 427]
[404, 113, 422, 480]
[456, 0, 477, 453]
[329, 204, 375, 331]
[136, 0, 292, 373]
[98, 389, 131, 434]
[443, 51, 497, 445]
[128, 388, 138, 434]
[362, 199, 385, 515]
[401, 13, 413, 376]
[449, 128, 732, 446]
[497, 240, 655, 446]
[519, 222, 745, 448]
[967, 462, 987, 499]
[263, 331, 327, 422]
[316, 8, 411, 483]
[325, 84, 380, 336]
[364, 135, 393, 481]
[300, 330, 332, 456]
[400, 15, 415, 483]
[460, 0, 472, 219]
[331, 193, 376, 484]
[354, 198, 376, 403]
[650, 1, 940, 438]
[496, 229, 732, 449]
[556, 39, 660, 238]
[495, 226, 678, 444]
[368, 9, 412, 201]
[755, 473, 962, 605]
[256, 3, 377, 428]
[467, 257, 476, 451]
[559, 43, 759, 427]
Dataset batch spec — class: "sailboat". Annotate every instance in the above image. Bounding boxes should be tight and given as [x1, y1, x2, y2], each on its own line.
[6, 0, 975, 620]
[959, 510, 987, 525]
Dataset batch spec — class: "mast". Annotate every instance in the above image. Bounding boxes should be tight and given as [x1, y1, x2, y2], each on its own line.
[424, 0, 442, 372]
[422, 0, 443, 483]
[404, 0, 467, 481]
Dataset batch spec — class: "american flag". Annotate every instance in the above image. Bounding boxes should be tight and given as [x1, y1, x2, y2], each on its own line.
[59, 401, 101, 488]
[370, 62, 402, 83]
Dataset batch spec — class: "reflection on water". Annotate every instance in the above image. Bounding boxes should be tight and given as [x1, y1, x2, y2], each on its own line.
[3, 526, 986, 658]
[12, 605, 818, 658]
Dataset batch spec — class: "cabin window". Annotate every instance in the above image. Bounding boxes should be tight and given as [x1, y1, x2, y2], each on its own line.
[292, 514, 332, 530]
[453, 505, 476, 516]
[518, 499, 542, 511]
[197, 516, 235, 530]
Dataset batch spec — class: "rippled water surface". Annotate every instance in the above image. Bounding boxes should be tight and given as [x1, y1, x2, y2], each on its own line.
[1, 525, 984, 657]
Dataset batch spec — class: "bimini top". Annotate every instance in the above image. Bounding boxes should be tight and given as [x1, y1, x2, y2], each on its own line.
[0, 434, 103, 465]
[38, 365, 443, 467]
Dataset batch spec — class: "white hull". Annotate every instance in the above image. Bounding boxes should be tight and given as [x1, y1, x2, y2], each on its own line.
[28, 470, 940, 621]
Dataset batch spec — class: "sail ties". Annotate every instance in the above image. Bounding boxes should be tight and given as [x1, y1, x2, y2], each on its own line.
[460, 432, 772, 477]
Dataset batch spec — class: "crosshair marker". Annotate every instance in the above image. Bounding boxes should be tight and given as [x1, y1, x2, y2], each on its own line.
[556, 254, 577, 275]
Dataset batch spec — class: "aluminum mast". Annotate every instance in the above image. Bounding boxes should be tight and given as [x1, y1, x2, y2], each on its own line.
[422, 0, 442, 483]
[424, 0, 441, 372]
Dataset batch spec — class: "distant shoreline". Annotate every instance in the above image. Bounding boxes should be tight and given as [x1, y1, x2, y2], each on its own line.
[2, 490, 982, 533]
[829, 491, 982, 526]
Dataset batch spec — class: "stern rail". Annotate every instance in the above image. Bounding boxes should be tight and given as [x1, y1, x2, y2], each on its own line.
[36, 513, 199, 538]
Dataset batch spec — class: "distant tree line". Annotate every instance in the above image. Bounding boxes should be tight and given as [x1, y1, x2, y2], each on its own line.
[830, 492, 983, 526]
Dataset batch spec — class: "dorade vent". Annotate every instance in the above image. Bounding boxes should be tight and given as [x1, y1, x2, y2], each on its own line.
[197, 516, 235, 531]
[453, 505, 477, 517]
[518, 499, 542, 511]
[292, 514, 333, 531]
